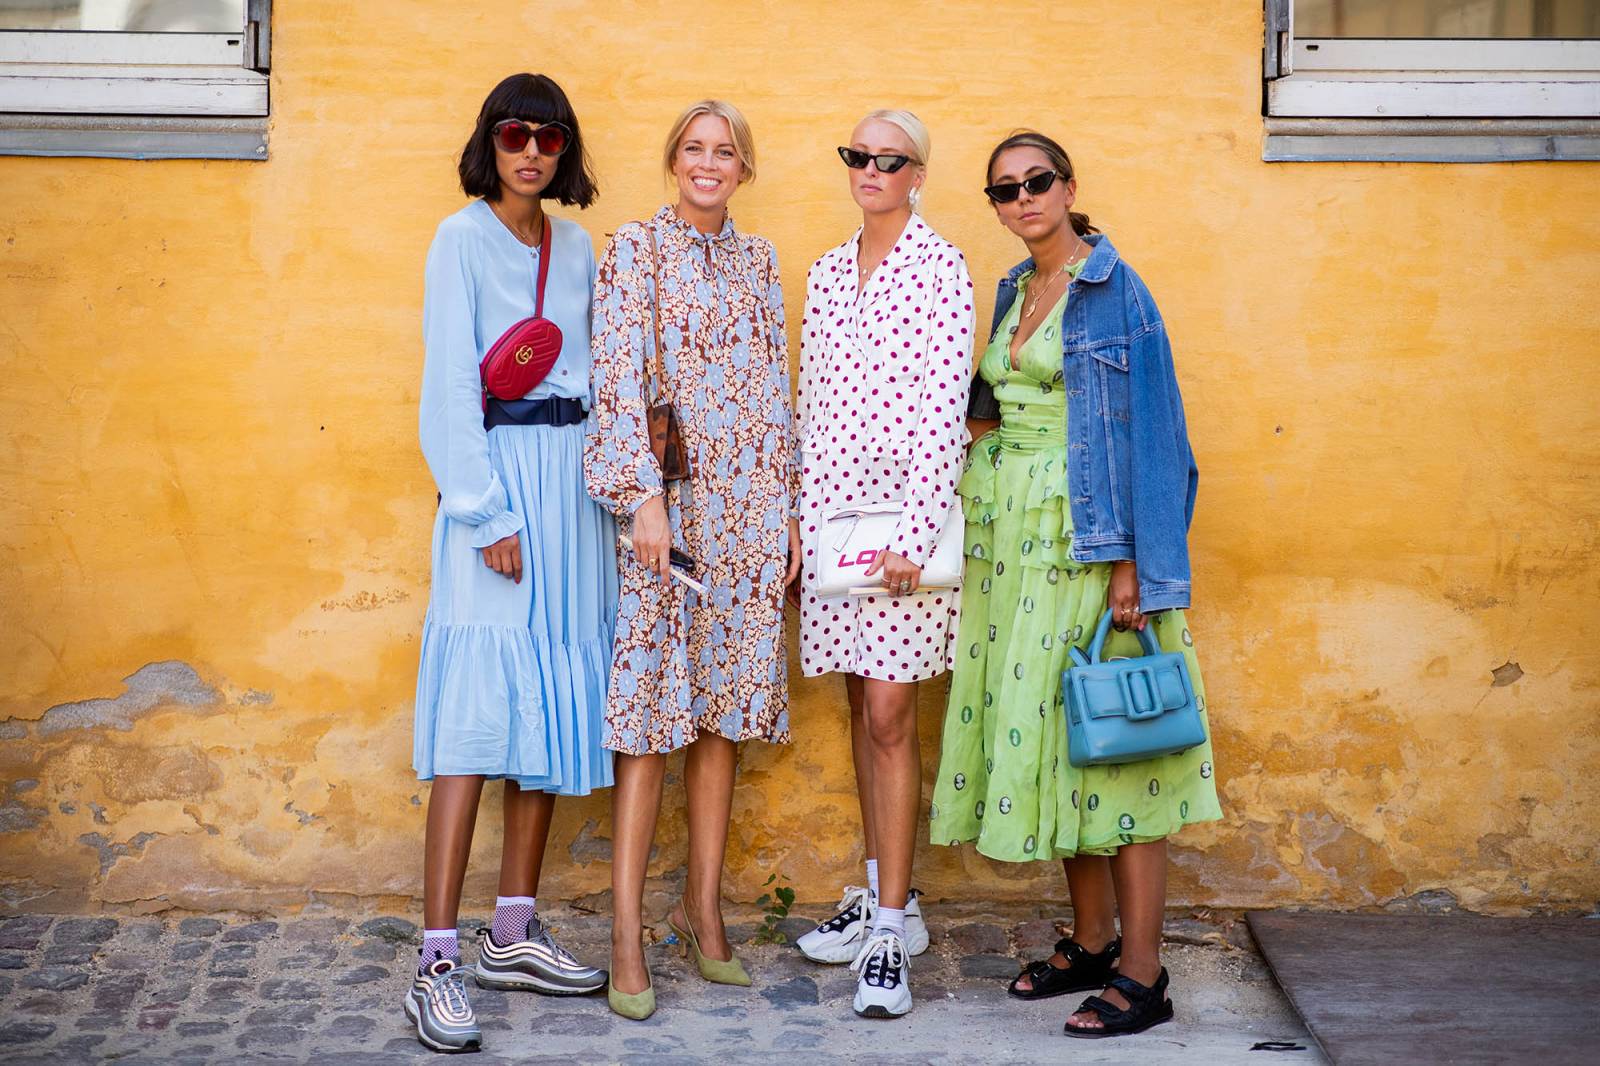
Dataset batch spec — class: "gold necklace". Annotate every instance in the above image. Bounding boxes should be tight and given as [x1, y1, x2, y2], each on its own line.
[489, 200, 544, 246]
[1021, 238, 1087, 318]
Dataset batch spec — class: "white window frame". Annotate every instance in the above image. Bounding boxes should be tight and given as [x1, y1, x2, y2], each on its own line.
[1263, 0, 1600, 161]
[0, 0, 270, 160]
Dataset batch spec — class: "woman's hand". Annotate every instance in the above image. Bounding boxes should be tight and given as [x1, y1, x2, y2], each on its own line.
[481, 533, 523, 584]
[631, 496, 672, 581]
[1109, 560, 1144, 631]
[784, 518, 804, 608]
[865, 549, 922, 598]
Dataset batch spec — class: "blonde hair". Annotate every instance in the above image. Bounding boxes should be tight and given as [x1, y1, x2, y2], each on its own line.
[663, 99, 757, 184]
[858, 108, 930, 167]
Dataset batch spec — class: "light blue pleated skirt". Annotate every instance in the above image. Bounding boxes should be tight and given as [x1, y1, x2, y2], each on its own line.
[413, 422, 618, 795]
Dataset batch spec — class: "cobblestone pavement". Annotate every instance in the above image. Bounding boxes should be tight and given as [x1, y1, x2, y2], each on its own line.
[0, 904, 1321, 1064]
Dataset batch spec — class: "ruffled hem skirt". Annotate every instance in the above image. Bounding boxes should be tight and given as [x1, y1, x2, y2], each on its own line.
[413, 422, 618, 795]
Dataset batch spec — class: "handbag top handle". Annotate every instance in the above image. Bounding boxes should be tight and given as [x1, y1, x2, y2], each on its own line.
[532, 216, 552, 320]
[1071, 607, 1165, 668]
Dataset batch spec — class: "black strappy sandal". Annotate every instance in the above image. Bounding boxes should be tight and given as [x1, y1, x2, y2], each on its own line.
[1062, 967, 1174, 1039]
[1006, 936, 1121, 1001]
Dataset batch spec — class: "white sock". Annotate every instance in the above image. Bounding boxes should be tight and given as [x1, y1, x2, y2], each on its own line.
[874, 906, 906, 938]
[865, 859, 880, 900]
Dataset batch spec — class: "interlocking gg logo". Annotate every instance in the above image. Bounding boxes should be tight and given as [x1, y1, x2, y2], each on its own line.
[514, 343, 535, 365]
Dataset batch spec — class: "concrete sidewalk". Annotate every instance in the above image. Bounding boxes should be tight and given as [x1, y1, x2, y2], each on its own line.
[0, 903, 1321, 1064]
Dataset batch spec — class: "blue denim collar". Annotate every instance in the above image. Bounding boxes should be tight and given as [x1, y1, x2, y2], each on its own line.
[1001, 232, 1119, 289]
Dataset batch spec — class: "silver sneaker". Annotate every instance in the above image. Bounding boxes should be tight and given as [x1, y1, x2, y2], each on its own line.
[474, 915, 606, 995]
[404, 958, 481, 1053]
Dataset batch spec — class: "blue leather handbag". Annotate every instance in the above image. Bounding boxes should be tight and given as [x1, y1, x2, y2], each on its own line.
[1063, 609, 1206, 767]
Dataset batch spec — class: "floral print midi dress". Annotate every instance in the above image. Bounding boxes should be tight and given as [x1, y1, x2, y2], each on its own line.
[585, 207, 796, 755]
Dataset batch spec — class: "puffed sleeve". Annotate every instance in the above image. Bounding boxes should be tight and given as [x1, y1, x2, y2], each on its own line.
[418, 219, 525, 549]
[891, 250, 975, 567]
[584, 224, 664, 516]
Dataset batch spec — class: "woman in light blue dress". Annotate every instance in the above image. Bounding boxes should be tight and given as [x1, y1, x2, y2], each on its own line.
[405, 73, 617, 1054]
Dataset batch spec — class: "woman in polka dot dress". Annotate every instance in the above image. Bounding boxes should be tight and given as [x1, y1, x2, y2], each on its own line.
[928, 132, 1220, 1039]
[791, 110, 973, 1020]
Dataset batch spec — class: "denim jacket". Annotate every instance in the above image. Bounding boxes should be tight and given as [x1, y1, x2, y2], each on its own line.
[968, 233, 1198, 611]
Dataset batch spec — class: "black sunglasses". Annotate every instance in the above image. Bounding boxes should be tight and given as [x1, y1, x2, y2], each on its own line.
[491, 119, 572, 157]
[838, 146, 916, 174]
[984, 170, 1064, 204]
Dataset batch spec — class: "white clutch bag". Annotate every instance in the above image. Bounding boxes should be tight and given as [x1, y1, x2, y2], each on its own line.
[810, 501, 965, 597]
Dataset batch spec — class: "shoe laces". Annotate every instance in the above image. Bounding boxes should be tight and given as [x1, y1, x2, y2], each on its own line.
[527, 919, 580, 968]
[426, 963, 473, 1021]
[823, 885, 874, 932]
[850, 929, 907, 986]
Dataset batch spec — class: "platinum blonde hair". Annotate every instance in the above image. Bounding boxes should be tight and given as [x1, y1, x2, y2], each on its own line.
[858, 108, 930, 166]
[664, 99, 757, 184]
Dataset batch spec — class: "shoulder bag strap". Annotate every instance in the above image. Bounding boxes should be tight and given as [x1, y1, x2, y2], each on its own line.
[533, 216, 552, 319]
[642, 221, 666, 406]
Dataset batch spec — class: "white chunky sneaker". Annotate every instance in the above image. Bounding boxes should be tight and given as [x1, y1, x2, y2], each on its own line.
[851, 929, 912, 1019]
[796, 885, 873, 964]
[797, 886, 932, 963]
[903, 889, 930, 956]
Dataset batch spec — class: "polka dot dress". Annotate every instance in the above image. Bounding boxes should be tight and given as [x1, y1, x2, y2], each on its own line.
[795, 214, 974, 682]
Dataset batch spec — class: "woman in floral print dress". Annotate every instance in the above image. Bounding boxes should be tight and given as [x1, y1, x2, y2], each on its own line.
[584, 100, 799, 1018]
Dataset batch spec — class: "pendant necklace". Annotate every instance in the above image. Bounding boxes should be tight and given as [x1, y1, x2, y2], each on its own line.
[489, 199, 544, 247]
[1021, 237, 1087, 319]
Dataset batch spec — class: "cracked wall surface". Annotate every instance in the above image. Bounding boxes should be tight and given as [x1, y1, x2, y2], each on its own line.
[2, 0, 1598, 917]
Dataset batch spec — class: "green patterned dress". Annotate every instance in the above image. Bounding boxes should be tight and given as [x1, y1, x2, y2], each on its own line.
[928, 269, 1221, 862]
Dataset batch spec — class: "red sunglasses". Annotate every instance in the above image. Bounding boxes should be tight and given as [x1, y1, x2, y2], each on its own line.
[491, 119, 572, 157]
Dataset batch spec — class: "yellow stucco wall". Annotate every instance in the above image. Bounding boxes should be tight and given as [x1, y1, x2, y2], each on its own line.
[2, 0, 1597, 917]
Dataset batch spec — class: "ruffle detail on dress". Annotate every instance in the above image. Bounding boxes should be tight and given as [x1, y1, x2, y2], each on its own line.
[958, 435, 1080, 572]
[413, 619, 615, 795]
[957, 434, 1001, 562]
[467, 507, 527, 550]
[1015, 451, 1074, 571]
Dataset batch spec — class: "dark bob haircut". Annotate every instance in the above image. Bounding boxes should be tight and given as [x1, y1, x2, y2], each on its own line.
[458, 73, 598, 208]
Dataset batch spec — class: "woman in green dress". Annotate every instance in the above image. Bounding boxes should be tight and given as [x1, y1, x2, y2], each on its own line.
[929, 131, 1221, 1039]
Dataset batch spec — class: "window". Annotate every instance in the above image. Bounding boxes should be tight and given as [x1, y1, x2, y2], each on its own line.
[1264, 0, 1600, 161]
[0, 0, 270, 160]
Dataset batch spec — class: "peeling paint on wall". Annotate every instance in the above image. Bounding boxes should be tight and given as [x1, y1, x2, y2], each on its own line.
[20, 662, 219, 737]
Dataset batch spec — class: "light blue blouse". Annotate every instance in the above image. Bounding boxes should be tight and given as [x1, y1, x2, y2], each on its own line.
[419, 199, 596, 549]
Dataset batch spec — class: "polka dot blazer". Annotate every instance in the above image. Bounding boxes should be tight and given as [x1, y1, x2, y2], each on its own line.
[795, 213, 975, 683]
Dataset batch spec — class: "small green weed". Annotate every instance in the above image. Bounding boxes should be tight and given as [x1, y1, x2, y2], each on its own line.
[752, 873, 796, 945]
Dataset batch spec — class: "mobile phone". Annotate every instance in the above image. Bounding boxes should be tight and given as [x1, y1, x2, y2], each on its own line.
[669, 547, 699, 575]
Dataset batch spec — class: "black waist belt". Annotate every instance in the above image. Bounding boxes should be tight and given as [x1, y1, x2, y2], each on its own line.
[484, 395, 587, 430]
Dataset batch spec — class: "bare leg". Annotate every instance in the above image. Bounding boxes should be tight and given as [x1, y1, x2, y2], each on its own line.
[609, 752, 667, 995]
[423, 775, 487, 931]
[1012, 855, 1118, 992]
[670, 732, 738, 961]
[497, 781, 556, 898]
[1068, 840, 1168, 1028]
[846, 673, 878, 867]
[862, 678, 920, 912]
